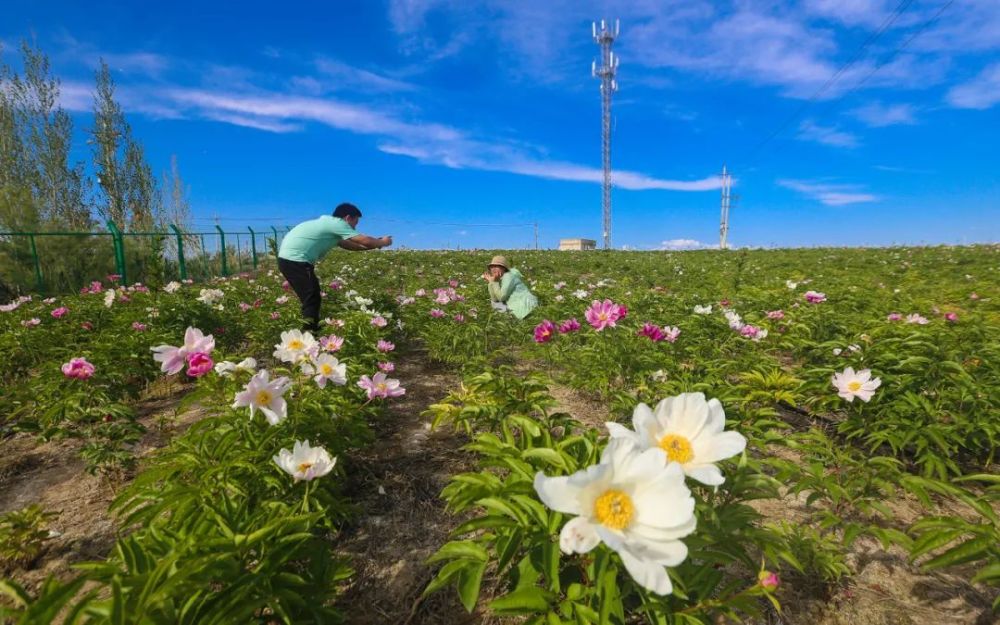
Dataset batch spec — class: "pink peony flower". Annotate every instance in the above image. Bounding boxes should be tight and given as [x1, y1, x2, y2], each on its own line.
[132, 321, 147, 331]
[51, 306, 69, 318]
[804, 290, 826, 304]
[371, 315, 388, 328]
[970, 292, 979, 300]
[80, 321, 94, 331]
[453, 314, 465, 323]
[328, 280, 343, 290]
[21, 318, 41, 328]
[662, 326, 681, 343]
[638, 322, 667, 342]
[944, 312, 958, 322]
[107, 274, 121, 283]
[558, 318, 581, 334]
[886, 312, 903, 321]
[448, 279, 459, 288]
[415, 289, 426, 297]
[766, 310, 784, 320]
[584, 299, 625, 331]
[61, 357, 95, 380]
[239, 302, 252, 312]
[320, 335, 344, 352]
[534, 320, 557, 343]
[270, 312, 280, 320]
[358, 372, 405, 399]
[719, 299, 731, 307]
[905, 313, 929, 325]
[151, 327, 215, 375]
[185, 352, 214, 378]
[378, 361, 395, 373]
[430, 308, 445, 318]
[281, 280, 291, 291]
[377, 339, 395, 353]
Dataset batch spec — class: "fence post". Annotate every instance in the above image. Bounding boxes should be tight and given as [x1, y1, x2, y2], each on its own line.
[215, 224, 228, 277]
[248, 227, 258, 269]
[27, 234, 44, 293]
[106, 221, 127, 285]
[169, 224, 187, 280]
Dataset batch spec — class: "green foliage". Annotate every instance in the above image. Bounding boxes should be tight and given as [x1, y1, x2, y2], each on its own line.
[0, 505, 54, 572]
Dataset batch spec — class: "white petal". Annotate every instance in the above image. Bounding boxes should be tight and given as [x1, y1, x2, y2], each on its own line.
[686, 463, 725, 486]
[606, 421, 639, 443]
[630, 403, 659, 447]
[693, 431, 746, 464]
[534, 473, 584, 515]
[656, 393, 709, 440]
[559, 516, 601, 554]
[617, 546, 673, 595]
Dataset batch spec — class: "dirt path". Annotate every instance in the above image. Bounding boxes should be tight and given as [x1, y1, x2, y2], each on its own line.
[0, 381, 205, 591]
[334, 348, 481, 625]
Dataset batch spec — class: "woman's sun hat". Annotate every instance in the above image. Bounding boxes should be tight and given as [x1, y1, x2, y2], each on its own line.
[487, 255, 510, 269]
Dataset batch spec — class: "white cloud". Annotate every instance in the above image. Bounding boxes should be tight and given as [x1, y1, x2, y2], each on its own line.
[657, 238, 713, 250]
[797, 119, 859, 147]
[778, 179, 878, 206]
[850, 102, 917, 127]
[804, 0, 893, 27]
[946, 62, 1000, 109]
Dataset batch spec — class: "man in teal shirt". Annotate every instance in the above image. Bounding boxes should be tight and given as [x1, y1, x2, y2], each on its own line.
[278, 203, 392, 332]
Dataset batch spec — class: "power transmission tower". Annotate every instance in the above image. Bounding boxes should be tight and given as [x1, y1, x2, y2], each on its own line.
[719, 166, 732, 250]
[592, 19, 619, 250]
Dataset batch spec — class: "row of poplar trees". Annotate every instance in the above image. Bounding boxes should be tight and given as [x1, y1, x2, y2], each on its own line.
[0, 41, 193, 297]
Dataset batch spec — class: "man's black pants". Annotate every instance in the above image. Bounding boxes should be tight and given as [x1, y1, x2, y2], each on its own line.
[277, 257, 321, 332]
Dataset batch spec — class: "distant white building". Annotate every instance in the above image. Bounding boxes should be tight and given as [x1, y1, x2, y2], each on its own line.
[559, 238, 597, 251]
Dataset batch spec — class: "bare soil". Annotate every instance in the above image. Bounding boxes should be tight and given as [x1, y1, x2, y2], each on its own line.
[334, 348, 483, 625]
[0, 378, 206, 591]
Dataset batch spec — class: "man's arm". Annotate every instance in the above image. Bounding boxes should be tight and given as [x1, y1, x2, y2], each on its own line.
[337, 235, 391, 251]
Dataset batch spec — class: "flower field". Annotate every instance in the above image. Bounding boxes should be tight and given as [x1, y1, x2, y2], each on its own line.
[0, 245, 997, 624]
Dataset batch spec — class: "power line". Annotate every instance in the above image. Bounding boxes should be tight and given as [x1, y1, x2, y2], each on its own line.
[736, 0, 917, 168]
[191, 216, 534, 228]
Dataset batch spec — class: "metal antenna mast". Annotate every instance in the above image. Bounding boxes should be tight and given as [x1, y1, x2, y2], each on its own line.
[719, 165, 731, 250]
[592, 18, 619, 250]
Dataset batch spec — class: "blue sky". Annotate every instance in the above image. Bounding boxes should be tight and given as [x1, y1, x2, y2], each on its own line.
[4, 0, 999, 249]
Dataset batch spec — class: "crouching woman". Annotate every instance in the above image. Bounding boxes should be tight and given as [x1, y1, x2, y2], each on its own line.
[483, 255, 538, 319]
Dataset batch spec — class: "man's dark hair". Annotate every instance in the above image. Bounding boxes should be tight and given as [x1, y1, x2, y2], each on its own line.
[333, 203, 362, 219]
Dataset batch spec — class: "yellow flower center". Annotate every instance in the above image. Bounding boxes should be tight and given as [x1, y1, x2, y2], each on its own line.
[847, 381, 862, 392]
[256, 390, 272, 405]
[320, 364, 333, 375]
[598, 313, 608, 321]
[658, 434, 694, 464]
[376, 382, 387, 392]
[297, 462, 313, 474]
[289, 340, 304, 350]
[593, 489, 634, 530]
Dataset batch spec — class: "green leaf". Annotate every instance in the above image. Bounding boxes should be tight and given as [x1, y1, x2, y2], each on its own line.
[457, 561, 487, 613]
[488, 587, 557, 614]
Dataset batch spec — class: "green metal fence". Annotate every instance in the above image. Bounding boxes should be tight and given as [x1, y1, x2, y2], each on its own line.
[0, 222, 291, 295]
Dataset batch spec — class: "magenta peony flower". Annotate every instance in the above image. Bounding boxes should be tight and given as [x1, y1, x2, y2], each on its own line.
[758, 571, 780, 591]
[584, 299, 625, 331]
[804, 290, 826, 303]
[185, 352, 214, 378]
[944, 312, 958, 322]
[328, 280, 343, 290]
[107, 274, 121, 283]
[534, 320, 557, 343]
[449, 279, 459, 288]
[558, 318, 581, 334]
[453, 314, 465, 323]
[61, 357, 95, 380]
[132, 321, 147, 331]
[886, 312, 902, 321]
[51, 306, 69, 318]
[281, 280, 291, 291]
[638, 322, 667, 342]
[430, 308, 445, 318]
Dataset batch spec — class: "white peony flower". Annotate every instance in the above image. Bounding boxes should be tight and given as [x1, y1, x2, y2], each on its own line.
[606, 393, 747, 486]
[692, 304, 712, 315]
[233, 370, 291, 425]
[214, 357, 257, 377]
[301, 353, 347, 389]
[534, 438, 696, 595]
[104, 289, 116, 308]
[723, 309, 743, 330]
[273, 329, 318, 363]
[197, 288, 224, 305]
[832, 367, 881, 403]
[905, 313, 929, 325]
[273, 440, 336, 482]
[164, 281, 181, 293]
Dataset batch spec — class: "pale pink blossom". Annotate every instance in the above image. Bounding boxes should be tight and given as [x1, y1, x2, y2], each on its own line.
[320, 335, 344, 352]
[429, 308, 445, 318]
[378, 361, 395, 373]
[151, 327, 215, 375]
[61, 357, 95, 380]
[585, 299, 625, 331]
[905, 313, 929, 325]
[832, 367, 881, 403]
[21, 318, 41, 328]
[766, 310, 784, 320]
[377, 340, 395, 353]
[371, 315, 388, 327]
[132, 321, 147, 331]
[358, 372, 405, 399]
[804, 291, 826, 304]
